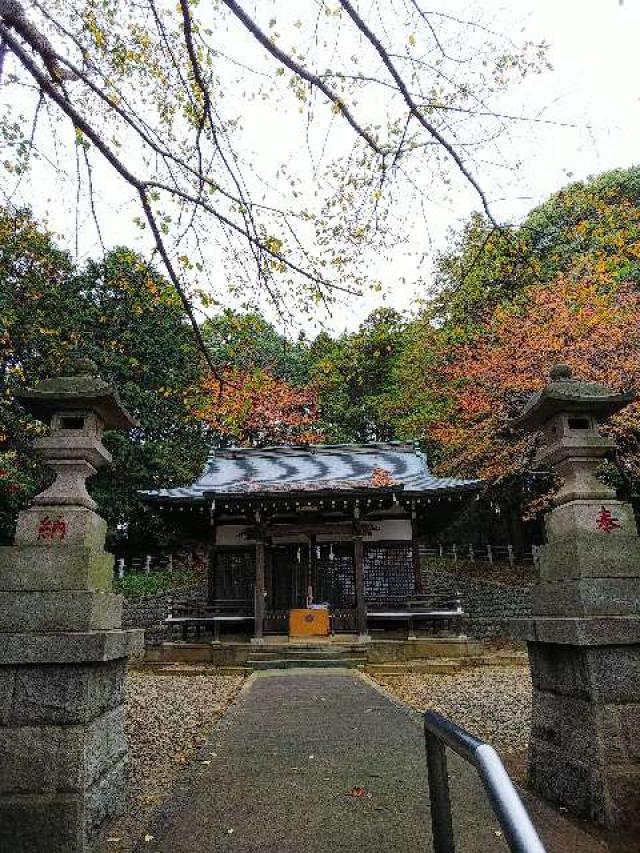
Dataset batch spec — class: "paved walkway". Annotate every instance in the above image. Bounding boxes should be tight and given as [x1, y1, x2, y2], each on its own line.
[140, 670, 509, 853]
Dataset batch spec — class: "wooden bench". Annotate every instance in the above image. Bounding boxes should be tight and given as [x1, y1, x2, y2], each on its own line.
[165, 598, 254, 641]
[366, 593, 464, 638]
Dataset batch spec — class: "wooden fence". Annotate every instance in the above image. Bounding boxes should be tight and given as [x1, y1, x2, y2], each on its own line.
[115, 543, 540, 579]
[114, 550, 207, 579]
[419, 543, 541, 569]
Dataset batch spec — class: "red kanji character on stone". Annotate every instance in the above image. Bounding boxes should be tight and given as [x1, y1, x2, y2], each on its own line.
[596, 506, 621, 533]
[51, 517, 67, 540]
[37, 515, 67, 541]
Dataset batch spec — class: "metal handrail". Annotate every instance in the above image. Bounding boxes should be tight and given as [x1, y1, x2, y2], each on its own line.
[424, 711, 546, 853]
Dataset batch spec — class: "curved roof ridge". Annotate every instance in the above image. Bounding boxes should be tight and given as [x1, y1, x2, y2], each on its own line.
[140, 440, 481, 503]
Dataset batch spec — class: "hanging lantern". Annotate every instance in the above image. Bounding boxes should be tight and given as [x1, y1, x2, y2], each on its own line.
[329, 544, 334, 562]
[296, 547, 301, 563]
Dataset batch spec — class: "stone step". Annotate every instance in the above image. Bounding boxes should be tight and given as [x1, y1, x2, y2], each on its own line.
[248, 657, 365, 670]
[249, 648, 367, 660]
[366, 659, 464, 675]
[142, 663, 250, 677]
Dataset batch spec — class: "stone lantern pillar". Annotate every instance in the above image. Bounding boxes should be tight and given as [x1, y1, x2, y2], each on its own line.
[512, 364, 640, 829]
[0, 360, 143, 852]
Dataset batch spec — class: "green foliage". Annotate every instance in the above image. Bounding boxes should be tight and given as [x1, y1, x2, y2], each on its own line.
[0, 208, 81, 539]
[201, 309, 312, 386]
[113, 568, 202, 600]
[434, 166, 640, 325]
[75, 249, 211, 550]
[311, 308, 408, 442]
[0, 207, 210, 546]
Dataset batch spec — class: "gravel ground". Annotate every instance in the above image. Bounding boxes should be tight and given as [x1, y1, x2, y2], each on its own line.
[97, 669, 244, 852]
[374, 665, 532, 754]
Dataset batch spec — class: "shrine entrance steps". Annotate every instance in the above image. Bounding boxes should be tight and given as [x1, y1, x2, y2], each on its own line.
[246, 643, 368, 670]
[146, 636, 486, 669]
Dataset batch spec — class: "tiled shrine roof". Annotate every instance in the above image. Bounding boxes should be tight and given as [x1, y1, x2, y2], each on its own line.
[140, 442, 480, 503]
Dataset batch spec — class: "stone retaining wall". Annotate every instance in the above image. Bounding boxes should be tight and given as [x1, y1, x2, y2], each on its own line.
[122, 583, 207, 644]
[422, 559, 534, 640]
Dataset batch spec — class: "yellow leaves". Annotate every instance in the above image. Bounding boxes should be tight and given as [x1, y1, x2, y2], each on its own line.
[408, 34, 417, 47]
[263, 235, 283, 255]
[37, 327, 59, 337]
[331, 99, 345, 115]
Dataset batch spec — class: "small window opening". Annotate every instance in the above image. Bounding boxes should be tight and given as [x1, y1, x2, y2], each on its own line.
[568, 417, 590, 431]
[60, 416, 85, 430]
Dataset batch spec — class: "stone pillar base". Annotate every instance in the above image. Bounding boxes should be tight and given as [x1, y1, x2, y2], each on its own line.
[0, 631, 143, 852]
[527, 639, 640, 829]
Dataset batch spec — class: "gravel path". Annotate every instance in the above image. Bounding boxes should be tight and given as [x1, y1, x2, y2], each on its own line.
[373, 665, 532, 754]
[97, 669, 244, 852]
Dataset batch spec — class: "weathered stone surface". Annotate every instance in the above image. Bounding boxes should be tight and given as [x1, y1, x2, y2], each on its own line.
[528, 642, 590, 697]
[14, 506, 108, 549]
[85, 756, 128, 843]
[0, 669, 14, 724]
[0, 630, 143, 665]
[545, 499, 638, 540]
[84, 706, 128, 787]
[528, 739, 606, 824]
[7, 660, 127, 726]
[519, 616, 640, 646]
[0, 795, 87, 853]
[0, 546, 113, 592]
[528, 642, 640, 702]
[620, 704, 640, 761]
[532, 577, 640, 617]
[0, 706, 128, 795]
[530, 688, 601, 766]
[0, 590, 122, 632]
[0, 724, 83, 794]
[604, 767, 640, 828]
[538, 534, 640, 581]
[584, 645, 640, 703]
[31, 457, 101, 510]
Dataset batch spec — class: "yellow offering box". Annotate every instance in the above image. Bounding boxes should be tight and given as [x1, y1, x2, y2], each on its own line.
[289, 607, 330, 637]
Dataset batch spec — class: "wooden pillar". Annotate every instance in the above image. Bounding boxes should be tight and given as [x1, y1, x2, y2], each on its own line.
[253, 511, 266, 643]
[411, 499, 424, 595]
[207, 500, 217, 604]
[308, 533, 317, 605]
[353, 506, 368, 639]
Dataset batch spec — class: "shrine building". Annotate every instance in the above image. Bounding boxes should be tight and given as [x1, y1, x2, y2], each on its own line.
[141, 442, 479, 640]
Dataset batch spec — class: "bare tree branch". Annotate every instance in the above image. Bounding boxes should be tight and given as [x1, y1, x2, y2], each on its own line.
[336, 0, 498, 226]
[220, 0, 386, 157]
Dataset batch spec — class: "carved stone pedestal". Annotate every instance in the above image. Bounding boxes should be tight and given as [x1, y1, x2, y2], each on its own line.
[521, 619, 640, 827]
[512, 366, 640, 829]
[0, 364, 142, 852]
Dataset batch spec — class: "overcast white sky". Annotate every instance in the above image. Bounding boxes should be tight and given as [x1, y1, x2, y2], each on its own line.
[7, 0, 640, 334]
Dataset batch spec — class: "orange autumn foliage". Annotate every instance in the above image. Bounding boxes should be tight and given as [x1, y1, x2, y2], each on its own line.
[428, 265, 640, 482]
[197, 368, 324, 446]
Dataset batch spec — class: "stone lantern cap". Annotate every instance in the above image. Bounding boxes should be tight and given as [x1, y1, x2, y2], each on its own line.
[510, 364, 634, 432]
[16, 358, 137, 430]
